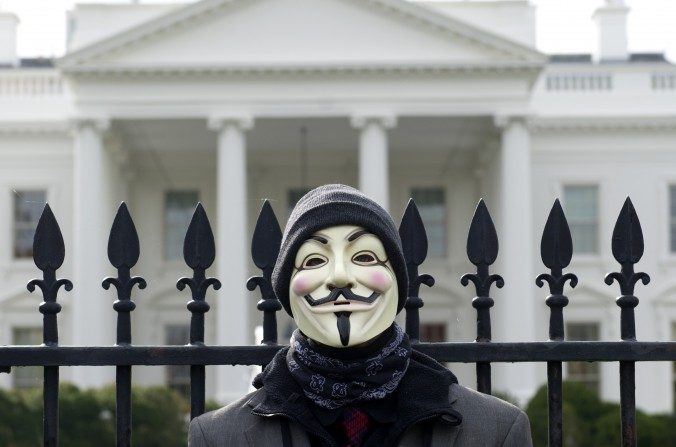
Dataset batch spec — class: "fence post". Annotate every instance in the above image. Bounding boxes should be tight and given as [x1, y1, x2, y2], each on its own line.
[461, 199, 503, 394]
[177, 203, 221, 420]
[536, 199, 577, 447]
[102, 203, 146, 447]
[605, 198, 650, 447]
[27, 204, 72, 447]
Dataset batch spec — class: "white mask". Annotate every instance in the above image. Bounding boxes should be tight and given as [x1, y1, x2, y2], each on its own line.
[289, 225, 398, 347]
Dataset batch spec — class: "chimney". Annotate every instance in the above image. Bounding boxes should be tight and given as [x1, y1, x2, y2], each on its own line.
[0, 9, 18, 67]
[593, 0, 629, 62]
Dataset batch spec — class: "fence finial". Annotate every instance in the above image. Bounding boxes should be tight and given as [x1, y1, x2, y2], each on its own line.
[605, 197, 650, 300]
[399, 199, 434, 343]
[536, 199, 578, 311]
[247, 200, 282, 345]
[461, 199, 503, 307]
[102, 202, 147, 345]
[27, 204, 73, 346]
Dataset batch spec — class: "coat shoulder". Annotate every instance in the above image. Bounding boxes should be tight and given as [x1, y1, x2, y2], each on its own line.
[188, 391, 261, 447]
[451, 384, 532, 446]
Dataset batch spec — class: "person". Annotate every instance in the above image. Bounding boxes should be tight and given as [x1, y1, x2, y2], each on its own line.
[188, 184, 532, 446]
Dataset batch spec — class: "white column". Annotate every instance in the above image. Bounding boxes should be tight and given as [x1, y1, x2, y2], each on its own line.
[72, 118, 116, 387]
[208, 115, 253, 403]
[351, 115, 396, 210]
[494, 115, 537, 403]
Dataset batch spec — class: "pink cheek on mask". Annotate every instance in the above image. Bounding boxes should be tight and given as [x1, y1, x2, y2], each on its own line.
[291, 276, 311, 296]
[369, 270, 391, 291]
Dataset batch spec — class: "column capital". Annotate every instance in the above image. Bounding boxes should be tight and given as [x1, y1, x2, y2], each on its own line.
[493, 114, 532, 130]
[207, 115, 254, 132]
[69, 117, 111, 134]
[350, 113, 397, 130]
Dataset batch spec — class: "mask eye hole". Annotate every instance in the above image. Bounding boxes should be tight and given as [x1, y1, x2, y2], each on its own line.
[352, 251, 378, 266]
[302, 255, 328, 269]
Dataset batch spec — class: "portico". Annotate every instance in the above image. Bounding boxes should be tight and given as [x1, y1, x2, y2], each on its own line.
[55, 0, 545, 402]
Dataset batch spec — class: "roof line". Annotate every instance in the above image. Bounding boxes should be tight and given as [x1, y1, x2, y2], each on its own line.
[59, 0, 545, 69]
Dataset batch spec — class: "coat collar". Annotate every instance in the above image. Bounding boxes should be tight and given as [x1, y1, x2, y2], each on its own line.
[247, 347, 463, 446]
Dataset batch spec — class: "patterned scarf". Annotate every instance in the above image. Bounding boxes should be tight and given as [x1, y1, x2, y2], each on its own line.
[286, 324, 411, 410]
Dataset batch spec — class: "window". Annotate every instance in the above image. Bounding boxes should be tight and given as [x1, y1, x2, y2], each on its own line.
[566, 322, 601, 396]
[669, 186, 676, 253]
[165, 325, 190, 397]
[287, 188, 310, 217]
[13, 190, 47, 259]
[563, 185, 599, 254]
[164, 191, 199, 261]
[411, 188, 446, 258]
[420, 323, 447, 342]
[13, 327, 42, 389]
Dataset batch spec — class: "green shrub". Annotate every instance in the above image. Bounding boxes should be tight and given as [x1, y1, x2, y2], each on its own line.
[526, 382, 676, 447]
[0, 384, 191, 446]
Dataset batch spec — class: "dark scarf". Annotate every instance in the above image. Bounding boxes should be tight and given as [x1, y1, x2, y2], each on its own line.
[286, 324, 411, 410]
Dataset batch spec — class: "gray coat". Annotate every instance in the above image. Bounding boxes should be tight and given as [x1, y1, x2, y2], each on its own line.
[188, 383, 532, 446]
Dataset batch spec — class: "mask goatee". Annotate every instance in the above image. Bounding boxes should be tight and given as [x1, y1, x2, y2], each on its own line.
[335, 312, 351, 346]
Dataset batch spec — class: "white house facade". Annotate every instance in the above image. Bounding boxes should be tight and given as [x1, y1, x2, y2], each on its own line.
[1, 0, 676, 414]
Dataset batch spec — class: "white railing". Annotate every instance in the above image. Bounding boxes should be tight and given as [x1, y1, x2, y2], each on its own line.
[0, 71, 65, 98]
[545, 73, 613, 92]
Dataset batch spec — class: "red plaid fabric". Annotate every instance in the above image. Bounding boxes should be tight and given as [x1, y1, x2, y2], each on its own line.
[338, 407, 371, 447]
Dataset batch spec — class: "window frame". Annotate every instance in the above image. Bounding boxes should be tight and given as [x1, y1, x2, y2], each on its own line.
[163, 324, 191, 398]
[6, 187, 51, 267]
[11, 326, 43, 389]
[162, 189, 200, 263]
[562, 184, 600, 256]
[565, 321, 602, 397]
[551, 179, 607, 265]
[667, 184, 676, 256]
[410, 187, 448, 259]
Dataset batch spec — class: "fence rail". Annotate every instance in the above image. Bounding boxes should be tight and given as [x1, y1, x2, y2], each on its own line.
[0, 195, 674, 447]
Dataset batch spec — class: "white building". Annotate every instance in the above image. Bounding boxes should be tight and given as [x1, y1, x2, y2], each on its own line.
[1, 0, 675, 413]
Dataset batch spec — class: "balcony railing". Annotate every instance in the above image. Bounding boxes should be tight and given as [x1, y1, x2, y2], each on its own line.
[0, 71, 65, 98]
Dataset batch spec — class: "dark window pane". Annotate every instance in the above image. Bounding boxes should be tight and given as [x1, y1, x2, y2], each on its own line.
[13, 190, 46, 258]
[165, 325, 190, 398]
[420, 323, 446, 342]
[566, 322, 600, 396]
[670, 186, 676, 253]
[563, 185, 598, 254]
[411, 188, 446, 258]
[13, 327, 42, 389]
[164, 191, 199, 260]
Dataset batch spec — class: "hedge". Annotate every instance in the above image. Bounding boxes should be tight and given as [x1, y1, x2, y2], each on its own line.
[525, 382, 676, 447]
[0, 384, 201, 446]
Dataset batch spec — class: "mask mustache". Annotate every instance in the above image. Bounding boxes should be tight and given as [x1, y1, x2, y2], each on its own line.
[303, 287, 380, 307]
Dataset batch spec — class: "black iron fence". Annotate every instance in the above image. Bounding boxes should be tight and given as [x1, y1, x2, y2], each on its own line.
[1, 196, 675, 447]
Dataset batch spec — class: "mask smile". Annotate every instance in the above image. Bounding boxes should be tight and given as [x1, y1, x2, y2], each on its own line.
[303, 286, 380, 307]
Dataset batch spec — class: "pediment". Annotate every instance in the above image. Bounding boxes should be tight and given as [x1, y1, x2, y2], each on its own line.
[60, 0, 544, 73]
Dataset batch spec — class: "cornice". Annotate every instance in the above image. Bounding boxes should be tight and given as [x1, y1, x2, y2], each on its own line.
[62, 61, 544, 77]
[0, 121, 70, 136]
[530, 116, 676, 132]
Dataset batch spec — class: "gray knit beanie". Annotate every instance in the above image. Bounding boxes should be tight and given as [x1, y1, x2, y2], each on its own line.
[272, 184, 408, 317]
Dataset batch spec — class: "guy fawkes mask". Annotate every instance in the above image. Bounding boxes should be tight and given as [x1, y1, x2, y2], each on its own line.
[289, 225, 398, 347]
